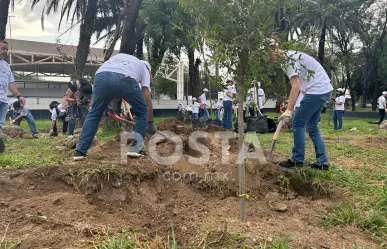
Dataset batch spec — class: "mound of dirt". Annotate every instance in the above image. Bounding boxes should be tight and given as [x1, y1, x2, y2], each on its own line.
[157, 118, 186, 131]
[56, 134, 100, 151]
[2, 125, 25, 138]
[0, 127, 380, 249]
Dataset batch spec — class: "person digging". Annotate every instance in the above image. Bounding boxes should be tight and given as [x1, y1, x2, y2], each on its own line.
[269, 38, 333, 171]
[73, 53, 156, 161]
[8, 100, 39, 138]
[49, 101, 68, 136]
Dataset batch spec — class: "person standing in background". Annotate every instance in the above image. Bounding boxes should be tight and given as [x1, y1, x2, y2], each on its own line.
[378, 91, 387, 125]
[332, 88, 345, 130]
[258, 82, 265, 114]
[177, 101, 185, 116]
[200, 88, 209, 120]
[192, 97, 199, 120]
[222, 80, 237, 130]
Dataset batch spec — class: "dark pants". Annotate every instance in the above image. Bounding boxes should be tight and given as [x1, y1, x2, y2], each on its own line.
[53, 113, 68, 134]
[379, 109, 385, 125]
[222, 101, 233, 130]
[333, 110, 344, 130]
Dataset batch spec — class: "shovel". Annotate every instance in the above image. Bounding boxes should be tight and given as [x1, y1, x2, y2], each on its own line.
[268, 120, 284, 162]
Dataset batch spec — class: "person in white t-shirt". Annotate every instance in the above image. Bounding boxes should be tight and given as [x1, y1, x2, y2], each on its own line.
[332, 88, 345, 130]
[177, 101, 185, 116]
[74, 54, 155, 161]
[378, 91, 387, 125]
[199, 88, 209, 120]
[222, 80, 237, 130]
[8, 99, 39, 137]
[49, 101, 68, 136]
[0, 40, 27, 153]
[192, 97, 200, 120]
[269, 38, 333, 170]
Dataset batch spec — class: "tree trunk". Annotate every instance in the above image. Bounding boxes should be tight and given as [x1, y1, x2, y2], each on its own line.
[371, 54, 379, 111]
[345, 64, 356, 111]
[237, 48, 249, 222]
[188, 46, 201, 98]
[135, 21, 146, 59]
[0, 0, 11, 41]
[74, 0, 98, 78]
[361, 54, 369, 108]
[120, 0, 143, 55]
[318, 22, 327, 66]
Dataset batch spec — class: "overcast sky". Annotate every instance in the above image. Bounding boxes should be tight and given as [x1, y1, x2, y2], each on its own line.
[6, 1, 105, 48]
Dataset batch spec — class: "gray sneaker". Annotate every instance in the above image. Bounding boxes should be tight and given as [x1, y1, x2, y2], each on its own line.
[127, 151, 148, 158]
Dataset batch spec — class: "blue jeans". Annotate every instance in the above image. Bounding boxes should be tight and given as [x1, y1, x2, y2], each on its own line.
[203, 105, 209, 120]
[333, 110, 344, 130]
[68, 105, 89, 135]
[292, 92, 331, 165]
[12, 110, 38, 134]
[0, 101, 7, 127]
[214, 109, 220, 120]
[193, 113, 199, 120]
[222, 101, 233, 130]
[76, 72, 148, 154]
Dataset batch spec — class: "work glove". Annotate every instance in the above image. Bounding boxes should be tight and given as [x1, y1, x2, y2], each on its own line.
[279, 110, 293, 124]
[147, 121, 157, 135]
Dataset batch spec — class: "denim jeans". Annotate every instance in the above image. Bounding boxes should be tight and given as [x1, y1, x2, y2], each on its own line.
[333, 110, 344, 130]
[12, 110, 38, 134]
[193, 113, 199, 120]
[222, 101, 233, 130]
[292, 92, 331, 165]
[76, 72, 148, 154]
[203, 105, 209, 120]
[0, 101, 8, 127]
[67, 105, 89, 135]
[214, 109, 219, 120]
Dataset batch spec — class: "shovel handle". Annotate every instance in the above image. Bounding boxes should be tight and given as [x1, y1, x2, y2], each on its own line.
[273, 120, 284, 141]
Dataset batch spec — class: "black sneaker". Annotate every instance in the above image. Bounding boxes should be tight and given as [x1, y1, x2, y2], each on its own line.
[279, 159, 305, 168]
[0, 139, 4, 153]
[74, 150, 87, 161]
[310, 163, 329, 171]
[127, 151, 148, 158]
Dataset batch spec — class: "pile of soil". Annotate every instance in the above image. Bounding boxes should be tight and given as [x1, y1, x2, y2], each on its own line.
[2, 125, 25, 138]
[0, 118, 379, 248]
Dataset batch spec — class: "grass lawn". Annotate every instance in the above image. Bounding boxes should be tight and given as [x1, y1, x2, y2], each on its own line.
[1, 114, 386, 246]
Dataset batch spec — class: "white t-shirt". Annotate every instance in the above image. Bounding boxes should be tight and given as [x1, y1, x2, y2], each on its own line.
[284, 51, 333, 95]
[258, 88, 265, 109]
[178, 103, 185, 112]
[192, 102, 199, 113]
[247, 87, 257, 103]
[8, 99, 28, 116]
[378, 96, 386, 109]
[295, 92, 304, 109]
[50, 104, 66, 121]
[0, 60, 15, 103]
[96, 53, 151, 89]
[335, 96, 345, 111]
[223, 86, 236, 101]
[200, 93, 207, 105]
[186, 106, 192, 112]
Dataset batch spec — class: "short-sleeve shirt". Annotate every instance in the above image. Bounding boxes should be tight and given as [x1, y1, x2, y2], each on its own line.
[0, 60, 15, 103]
[50, 104, 66, 121]
[96, 53, 151, 89]
[378, 96, 386, 109]
[258, 88, 265, 109]
[8, 99, 28, 116]
[335, 96, 345, 111]
[223, 86, 236, 101]
[192, 102, 200, 113]
[284, 51, 333, 95]
[200, 93, 207, 105]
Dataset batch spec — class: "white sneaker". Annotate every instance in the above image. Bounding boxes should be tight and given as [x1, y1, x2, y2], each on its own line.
[127, 151, 148, 158]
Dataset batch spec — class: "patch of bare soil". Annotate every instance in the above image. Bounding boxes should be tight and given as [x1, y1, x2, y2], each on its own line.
[0, 118, 379, 249]
[348, 135, 387, 151]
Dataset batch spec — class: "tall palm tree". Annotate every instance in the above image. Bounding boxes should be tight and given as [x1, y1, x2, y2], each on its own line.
[31, 0, 100, 77]
[0, 0, 12, 41]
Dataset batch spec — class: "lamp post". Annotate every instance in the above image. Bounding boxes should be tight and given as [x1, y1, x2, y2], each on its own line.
[8, 15, 15, 52]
